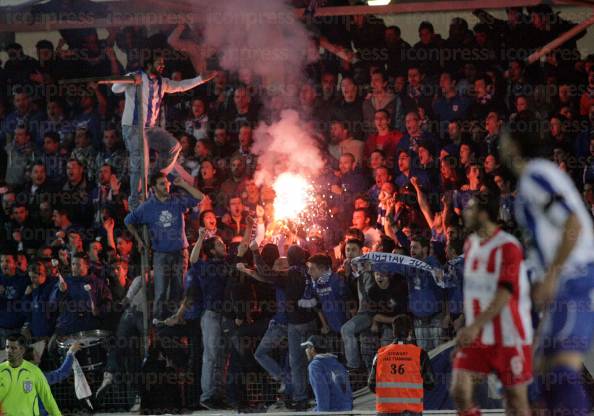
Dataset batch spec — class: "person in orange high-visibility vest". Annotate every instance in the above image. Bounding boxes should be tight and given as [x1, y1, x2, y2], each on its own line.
[368, 314, 434, 416]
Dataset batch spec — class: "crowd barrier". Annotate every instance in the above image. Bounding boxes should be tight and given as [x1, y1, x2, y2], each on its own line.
[45, 330, 504, 413]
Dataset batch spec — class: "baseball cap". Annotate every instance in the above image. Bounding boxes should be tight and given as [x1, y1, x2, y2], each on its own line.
[300, 335, 328, 353]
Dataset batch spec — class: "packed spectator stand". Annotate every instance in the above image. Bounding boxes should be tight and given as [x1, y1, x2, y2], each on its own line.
[0, 1, 593, 413]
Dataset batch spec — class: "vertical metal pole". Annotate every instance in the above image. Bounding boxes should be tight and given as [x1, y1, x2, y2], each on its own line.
[136, 82, 151, 356]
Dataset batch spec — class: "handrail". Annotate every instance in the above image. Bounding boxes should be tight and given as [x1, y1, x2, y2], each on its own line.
[527, 12, 594, 64]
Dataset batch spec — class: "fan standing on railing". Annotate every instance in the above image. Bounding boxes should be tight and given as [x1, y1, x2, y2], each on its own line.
[111, 54, 215, 211]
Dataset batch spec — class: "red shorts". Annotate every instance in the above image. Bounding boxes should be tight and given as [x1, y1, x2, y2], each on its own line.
[452, 344, 533, 387]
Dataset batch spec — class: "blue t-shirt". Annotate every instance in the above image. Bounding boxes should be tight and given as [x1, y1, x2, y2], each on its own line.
[27, 278, 58, 337]
[0, 273, 29, 329]
[124, 194, 199, 253]
[395, 169, 430, 191]
[182, 266, 204, 320]
[50, 275, 111, 335]
[312, 272, 349, 333]
[404, 256, 445, 318]
[453, 189, 476, 212]
[433, 94, 471, 125]
[193, 258, 229, 314]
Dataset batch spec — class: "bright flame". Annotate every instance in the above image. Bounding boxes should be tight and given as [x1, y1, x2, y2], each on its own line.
[273, 172, 312, 221]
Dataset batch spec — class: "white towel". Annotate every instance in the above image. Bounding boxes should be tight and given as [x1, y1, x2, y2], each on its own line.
[72, 357, 93, 409]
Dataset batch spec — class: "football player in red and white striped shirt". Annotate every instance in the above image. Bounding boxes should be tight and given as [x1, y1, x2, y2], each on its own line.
[450, 192, 532, 416]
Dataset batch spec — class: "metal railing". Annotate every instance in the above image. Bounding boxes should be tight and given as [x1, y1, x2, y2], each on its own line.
[48, 330, 454, 412]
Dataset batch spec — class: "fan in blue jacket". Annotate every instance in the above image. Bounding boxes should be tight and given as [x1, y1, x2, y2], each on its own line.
[0, 252, 29, 341]
[22, 260, 57, 339]
[302, 335, 353, 412]
[305, 253, 349, 334]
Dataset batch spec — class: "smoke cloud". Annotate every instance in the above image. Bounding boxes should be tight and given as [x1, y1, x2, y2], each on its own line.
[198, 0, 314, 85]
[252, 109, 324, 186]
[192, 0, 325, 187]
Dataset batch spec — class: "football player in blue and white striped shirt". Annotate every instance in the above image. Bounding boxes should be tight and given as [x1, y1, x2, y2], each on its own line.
[499, 122, 594, 416]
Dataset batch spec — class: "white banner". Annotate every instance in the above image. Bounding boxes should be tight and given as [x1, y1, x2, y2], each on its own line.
[72, 357, 93, 409]
[352, 252, 435, 274]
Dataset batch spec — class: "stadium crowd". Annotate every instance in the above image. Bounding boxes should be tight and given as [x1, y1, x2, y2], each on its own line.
[0, 3, 593, 412]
